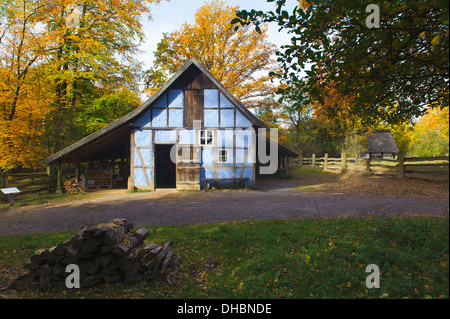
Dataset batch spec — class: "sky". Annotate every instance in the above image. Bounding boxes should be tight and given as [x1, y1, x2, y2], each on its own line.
[139, 0, 299, 70]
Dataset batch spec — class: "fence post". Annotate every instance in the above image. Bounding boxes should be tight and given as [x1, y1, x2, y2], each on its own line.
[341, 152, 347, 172]
[299, 155, 302, 168]
[365, 157, 371, 175]
[312, 154, 316, 167]
[47, 165, 53, 193]
[75, 162, 81, 183]
[397, 151, 405, 179]
[324, 153, 328, 171]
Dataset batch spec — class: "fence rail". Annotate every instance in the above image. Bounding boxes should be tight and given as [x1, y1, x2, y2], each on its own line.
[293, 153, 449, 182]
[0, 168, 76, 202]
[1, 170, 54, 196]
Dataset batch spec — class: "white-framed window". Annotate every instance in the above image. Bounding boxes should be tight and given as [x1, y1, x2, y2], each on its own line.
[218, 148, 228, 163]
[200, 130, 213, 146]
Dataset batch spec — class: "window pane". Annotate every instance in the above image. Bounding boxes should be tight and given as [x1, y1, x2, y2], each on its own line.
[200, 130, 214, 145]
[219, 149, 228, 163]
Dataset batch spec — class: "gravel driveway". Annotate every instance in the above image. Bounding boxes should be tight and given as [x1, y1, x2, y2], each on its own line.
[0, 184, 448, 236]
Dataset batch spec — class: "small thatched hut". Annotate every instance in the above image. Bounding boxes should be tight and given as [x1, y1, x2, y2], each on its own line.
[365, 129, 399, 159]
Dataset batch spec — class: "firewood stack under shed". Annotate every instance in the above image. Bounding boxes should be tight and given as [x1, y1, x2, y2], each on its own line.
[11, 219, 177, 290]
[62, 178, 85, 193]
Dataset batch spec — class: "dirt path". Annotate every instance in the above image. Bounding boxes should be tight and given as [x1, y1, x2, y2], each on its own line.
[0, 182, 448, 236]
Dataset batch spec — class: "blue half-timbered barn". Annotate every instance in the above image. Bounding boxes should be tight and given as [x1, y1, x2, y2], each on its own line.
[43, 58, 297, 191]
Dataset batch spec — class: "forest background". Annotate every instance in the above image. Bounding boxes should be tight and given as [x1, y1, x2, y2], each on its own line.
[0, 0, 448, 171]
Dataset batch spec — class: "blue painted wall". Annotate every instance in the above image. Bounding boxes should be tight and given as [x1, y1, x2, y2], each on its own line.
[132, 89, 255, 189]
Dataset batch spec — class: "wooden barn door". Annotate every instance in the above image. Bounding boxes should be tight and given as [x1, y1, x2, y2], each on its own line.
[176, 145, 201, 190]
[178, 89, 202, 190]
[184, 89, 203, 129]
[155, 144, 176, 188]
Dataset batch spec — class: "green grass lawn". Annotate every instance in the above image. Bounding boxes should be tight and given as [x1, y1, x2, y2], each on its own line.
[0, 191, 88, 211]
[1, 217, 448, 299]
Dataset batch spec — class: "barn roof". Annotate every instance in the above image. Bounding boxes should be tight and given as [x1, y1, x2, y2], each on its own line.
[366, 129, 399, 154]
[42, 58, 289, 165]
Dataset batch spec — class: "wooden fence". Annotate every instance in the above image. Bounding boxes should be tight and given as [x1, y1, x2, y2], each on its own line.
[0, 169, 57, 199]
[400, 155, 449, 182]
[294, 153, 366, 172]
[0, 167, 74, 201]
[293, 153, 449, 182]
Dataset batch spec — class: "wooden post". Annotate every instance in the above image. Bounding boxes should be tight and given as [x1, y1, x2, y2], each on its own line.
[312, 153, 316, 167]
[75, 162, 81, 183]
[341, 151, 347, 172]
[8, 194, 14, 206]
[129, 129, 135, 190]
[397, 151, 405, 179]
[56, 161, 63, 194]
[299, 155, 303, 168]
[324, 153, 328, 171]
[285, 156, 290, 175]
[365, 158, 371, 174]
[46, 165, 52, 193]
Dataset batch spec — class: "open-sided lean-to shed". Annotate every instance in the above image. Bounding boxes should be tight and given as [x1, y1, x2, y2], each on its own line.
[43, 58, 298, 191]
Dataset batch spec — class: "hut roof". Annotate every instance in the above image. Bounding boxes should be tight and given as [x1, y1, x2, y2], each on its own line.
[366, 129, 399, 154]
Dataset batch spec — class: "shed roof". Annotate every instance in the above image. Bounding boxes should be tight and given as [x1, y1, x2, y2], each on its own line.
[366, 129, 399, 154]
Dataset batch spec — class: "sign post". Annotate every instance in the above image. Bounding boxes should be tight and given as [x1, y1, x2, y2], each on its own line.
[1, 187, 21, 206]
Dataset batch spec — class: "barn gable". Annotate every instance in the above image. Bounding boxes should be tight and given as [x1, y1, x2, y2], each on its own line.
[132, 60, 266, 130]
[133, 86, 253, 129]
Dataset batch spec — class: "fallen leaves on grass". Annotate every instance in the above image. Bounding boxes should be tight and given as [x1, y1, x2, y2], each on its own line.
[333, 173, 448, 199]
[0, 264, 27, 292]
[291, 170, 449, 199]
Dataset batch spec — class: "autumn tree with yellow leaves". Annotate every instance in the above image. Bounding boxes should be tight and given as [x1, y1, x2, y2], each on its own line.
[145, 0, 278, 109]
[0, 0, 164, 170]
[411, 107, 449, 156]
